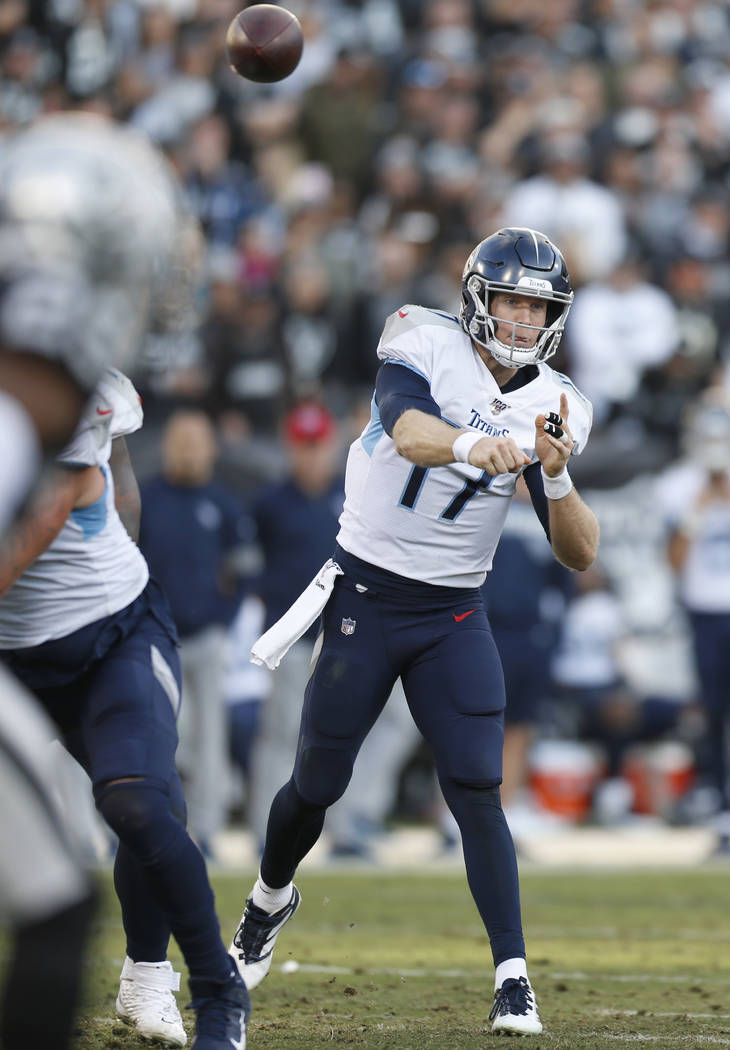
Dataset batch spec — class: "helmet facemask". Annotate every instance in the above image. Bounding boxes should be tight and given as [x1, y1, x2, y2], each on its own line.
[463, 273, 573, 369]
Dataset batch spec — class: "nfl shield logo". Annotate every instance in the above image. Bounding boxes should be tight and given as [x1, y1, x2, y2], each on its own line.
[341, 618, 356, 636]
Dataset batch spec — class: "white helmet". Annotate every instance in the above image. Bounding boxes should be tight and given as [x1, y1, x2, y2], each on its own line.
[0, 112, 196, 390]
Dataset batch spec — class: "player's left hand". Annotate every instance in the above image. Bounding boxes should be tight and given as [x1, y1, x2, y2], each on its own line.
[535, 392, 574, 476]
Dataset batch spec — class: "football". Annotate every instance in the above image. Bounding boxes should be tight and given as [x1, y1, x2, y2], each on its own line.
[225, 4, 303, 83]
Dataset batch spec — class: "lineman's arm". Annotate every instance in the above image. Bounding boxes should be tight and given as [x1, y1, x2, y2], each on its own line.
[0, 465, 104, 597]
[109, 437, 141, 542]
[535, 392, 599, 572]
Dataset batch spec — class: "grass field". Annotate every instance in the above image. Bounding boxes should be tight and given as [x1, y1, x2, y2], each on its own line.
[71, 866, 730, 1049]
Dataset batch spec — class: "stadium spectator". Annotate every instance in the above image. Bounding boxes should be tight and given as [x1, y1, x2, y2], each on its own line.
[483, 479, 572, 813]
[225, 594, 270, 816]
[501, 132, 628, 284]
[655, 390, 730, 852]
[566, 250, 680, 427]
[247, 401, 344, 846]
[139, 409, 256, 857]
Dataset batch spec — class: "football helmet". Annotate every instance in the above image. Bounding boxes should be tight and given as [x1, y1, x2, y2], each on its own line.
[0, 112, 196, 391]
[460, 227, 573, 369]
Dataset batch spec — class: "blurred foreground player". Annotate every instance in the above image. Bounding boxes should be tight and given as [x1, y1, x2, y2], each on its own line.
[0, 369, 250, 1049]
[0, 112, 201, 1049]
[230, 228, 599, 1035]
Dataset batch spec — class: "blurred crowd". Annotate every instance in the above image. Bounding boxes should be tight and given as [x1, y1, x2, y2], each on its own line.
[4, 0, 730, 853]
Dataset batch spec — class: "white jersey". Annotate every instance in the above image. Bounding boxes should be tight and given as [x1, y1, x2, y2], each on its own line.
[551, 590, 625, 689]
[0, 368, 149, 648]
[655, 460, 730, 614]
[337, 306, 592, 587]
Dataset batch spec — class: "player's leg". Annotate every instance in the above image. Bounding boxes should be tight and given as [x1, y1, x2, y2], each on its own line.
[690, 612, 730, 851]
[249, 639, 312, 848]
[0, 667, 97, 1050]
[231, 579, 397, 988]
[84, 598, 248, 1050]
[111, 773, 190, 1046]
[402, 613, 542, 1035]
[60, 695, 186, 1047]
[177, 626, 230, 856]
[326, 679, 420, 857]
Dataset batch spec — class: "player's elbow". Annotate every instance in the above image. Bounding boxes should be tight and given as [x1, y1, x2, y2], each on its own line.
[557, 538, 598, 572]
[394, 431, 416, 461]
[569, 549, 598, 572]
[392, 414, 419, 461]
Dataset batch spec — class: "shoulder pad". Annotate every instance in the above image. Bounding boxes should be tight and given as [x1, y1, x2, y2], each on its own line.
[95, 368, 143, 439]
[381, 305, 461, 343]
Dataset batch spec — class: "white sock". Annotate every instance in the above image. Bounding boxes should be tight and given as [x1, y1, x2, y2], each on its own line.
[495, 957, 528, 990]
[251, 875, 293, 913]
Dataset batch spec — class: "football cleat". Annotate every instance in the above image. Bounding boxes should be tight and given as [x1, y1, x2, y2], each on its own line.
[190, 962, 250, 1050]
[229, 886, 301, 990]
[489, 976, 543, 1036]
[116, 956, 187, 1047]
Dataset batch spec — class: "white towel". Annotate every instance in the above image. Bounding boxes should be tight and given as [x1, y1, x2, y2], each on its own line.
[250, 558, 344, 670]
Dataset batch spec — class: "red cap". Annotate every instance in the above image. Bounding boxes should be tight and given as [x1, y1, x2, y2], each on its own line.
[284, 403, 336, 444]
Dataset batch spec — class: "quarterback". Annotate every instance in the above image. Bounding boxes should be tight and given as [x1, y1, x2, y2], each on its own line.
[231, 227, 599, 1035]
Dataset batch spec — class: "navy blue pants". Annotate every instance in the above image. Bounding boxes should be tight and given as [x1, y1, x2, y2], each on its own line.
[689, 610, 730, 808]
[3, 581, 231, 982]
[5, 580, 182, 792]
[262, 546, 525, 966]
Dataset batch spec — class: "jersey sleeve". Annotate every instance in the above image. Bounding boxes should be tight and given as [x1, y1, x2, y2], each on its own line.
[96, 367, 143, 439]
[55, 368, 142, 467]
[375, 362, 442, 435]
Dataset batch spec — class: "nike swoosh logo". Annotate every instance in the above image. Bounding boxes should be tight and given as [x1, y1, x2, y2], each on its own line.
[453, 610, 475, 622]
[398, 309, 408, 317]
[96, 407, 112, 415]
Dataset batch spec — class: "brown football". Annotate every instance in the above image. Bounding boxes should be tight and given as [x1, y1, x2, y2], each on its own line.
[226, 5, 303, 83]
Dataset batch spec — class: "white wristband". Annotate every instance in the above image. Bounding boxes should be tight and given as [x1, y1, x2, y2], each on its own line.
[452, 431, 482, 464]
[541, 465, 573, 500]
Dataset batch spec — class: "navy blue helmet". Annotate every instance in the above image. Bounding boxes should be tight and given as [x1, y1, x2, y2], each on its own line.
[460, 227, 573, 368]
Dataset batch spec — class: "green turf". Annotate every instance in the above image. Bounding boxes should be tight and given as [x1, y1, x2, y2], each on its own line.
[69, 866, 730, 1049]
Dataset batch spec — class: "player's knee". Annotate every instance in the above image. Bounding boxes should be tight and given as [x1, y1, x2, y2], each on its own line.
[439, 715, 504, 788]
[96, 779, 177, 863]
[295, 746, 354, 808]
[448, 771, 502, 792]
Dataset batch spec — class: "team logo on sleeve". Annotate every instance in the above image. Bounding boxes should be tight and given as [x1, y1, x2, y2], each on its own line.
[341, 618, 356, 636]
[490, 398, 510, 415]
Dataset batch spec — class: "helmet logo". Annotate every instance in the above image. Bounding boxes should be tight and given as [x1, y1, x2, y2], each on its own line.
[516, 276, 553, 293]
